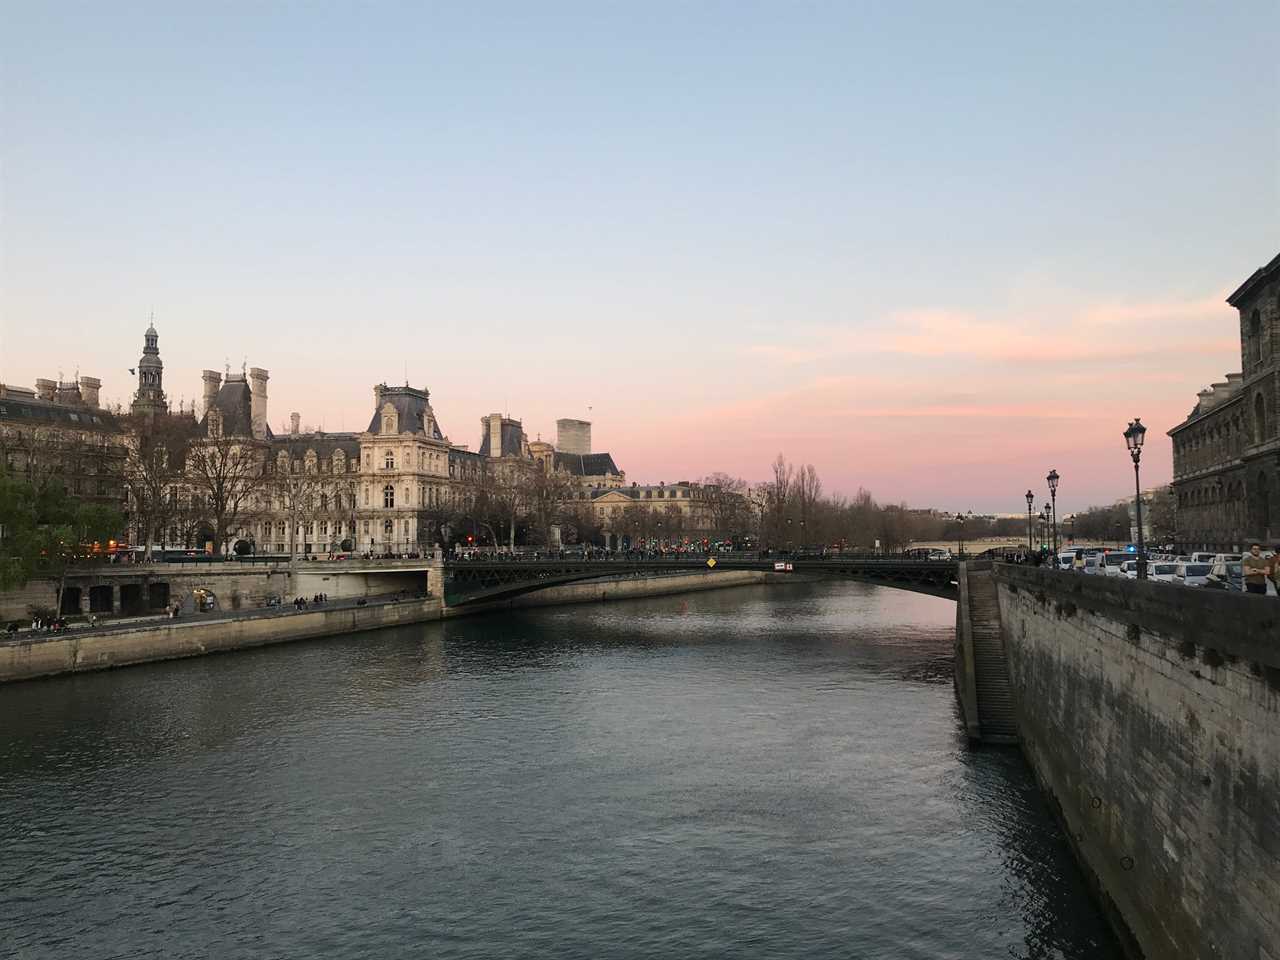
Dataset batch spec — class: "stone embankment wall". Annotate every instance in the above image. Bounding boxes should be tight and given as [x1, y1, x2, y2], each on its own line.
[1, 565, 438, 621]
[0, 569, 770, 683]
[995, 564, 1279, 960]
[0, 597, 444, 683]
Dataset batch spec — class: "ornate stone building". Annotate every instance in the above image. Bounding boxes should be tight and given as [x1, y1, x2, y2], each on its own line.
[115, 323, 630, 555]
[0, 372, 127, 511]
[586, 481, 719, 550]
[1169, 251, 1280, 551]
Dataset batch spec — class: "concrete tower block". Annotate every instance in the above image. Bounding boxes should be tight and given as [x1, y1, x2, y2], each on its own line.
[249, 367, 269, 440]
[202, 370, 222, 417]
[78, 376, 101, 408]
[556, 418, 592, 455]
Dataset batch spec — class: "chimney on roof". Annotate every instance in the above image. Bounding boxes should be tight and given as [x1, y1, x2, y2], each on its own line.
[249, 367, 269, 440]
[202, 370, 222, 418]
[78, 376, 101, 408]
[290, 412, 301, 435]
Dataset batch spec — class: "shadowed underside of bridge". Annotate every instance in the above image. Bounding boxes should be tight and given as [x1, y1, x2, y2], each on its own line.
[443, 559, 958, 606]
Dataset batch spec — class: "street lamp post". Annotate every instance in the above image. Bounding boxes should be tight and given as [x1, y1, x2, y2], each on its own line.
[956, 511, 970, 559]
[1124, 418, 1148, 579]
[1046, 469, 1060, 558]
[1041, 504, 1051, 559]
[1025, 490, 1035, 554]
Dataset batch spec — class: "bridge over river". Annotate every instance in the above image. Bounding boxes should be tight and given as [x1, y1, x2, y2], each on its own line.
[442, 555, 958, 605]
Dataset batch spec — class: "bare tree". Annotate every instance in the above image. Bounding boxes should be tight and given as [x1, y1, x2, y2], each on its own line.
[525, 465, 574, 548]
[267, 461, 324, 560]
[701, 473, 751, 539]
[765, 453, 795, 547]
[185, 433, 267, 555]
[122, 414, 196, 558]
[794, 463, 823, 541]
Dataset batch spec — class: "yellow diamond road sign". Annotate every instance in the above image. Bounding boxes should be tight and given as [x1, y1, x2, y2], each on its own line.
[706, 557, 717, 568]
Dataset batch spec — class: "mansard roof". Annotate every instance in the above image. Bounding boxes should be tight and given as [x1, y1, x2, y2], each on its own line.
[269, 432, 361, 459]
[366, 386, 445, 440]
[554, 451, 620, 477]
[0, 394, 124, 434]
[200, 377, 270, 438]
[1227, 250, 1280, 308]
[477, 419, 525, 457]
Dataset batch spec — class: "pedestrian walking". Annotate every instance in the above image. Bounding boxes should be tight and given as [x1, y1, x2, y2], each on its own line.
[1242, 543, 1268, 595]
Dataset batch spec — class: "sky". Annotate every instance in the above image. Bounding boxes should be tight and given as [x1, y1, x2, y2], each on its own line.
[2, 2, 1277, 515]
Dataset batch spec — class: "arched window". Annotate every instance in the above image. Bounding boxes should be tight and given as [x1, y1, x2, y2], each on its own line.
[1255, 393, 1267, 445]
[319, 493, 328, 511]
[384, 450, 395, 470]
[383, 484, 395, 508]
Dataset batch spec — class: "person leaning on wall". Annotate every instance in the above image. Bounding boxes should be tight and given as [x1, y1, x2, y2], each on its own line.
[1242, 543, 1269, 595]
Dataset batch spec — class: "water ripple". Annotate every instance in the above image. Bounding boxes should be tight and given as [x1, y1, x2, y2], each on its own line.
[0, 581, 1120, 959]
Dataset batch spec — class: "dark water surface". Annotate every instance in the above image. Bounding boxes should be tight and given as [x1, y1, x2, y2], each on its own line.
[1, 582, 1121, 959]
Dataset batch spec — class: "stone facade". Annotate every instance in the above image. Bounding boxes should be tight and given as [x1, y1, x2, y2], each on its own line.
[583, 481, 718, 548]
[1170, 251, 1280, 551]
[100, 322, 628, 556]
[0, 374, 128, 512]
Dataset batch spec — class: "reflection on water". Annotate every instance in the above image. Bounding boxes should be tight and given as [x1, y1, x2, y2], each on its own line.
[0, 581, 1120, 959]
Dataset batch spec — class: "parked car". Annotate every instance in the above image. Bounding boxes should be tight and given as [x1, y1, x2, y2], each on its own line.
[1205, 560, 1243, 591]
[1057, 552, 1076, 570]
[1174, 562, 1212, 587]
[1100, 552, 1134, 576]
[1190, 552, 1217, 564]
[1147, 562, 1179, 583]
[1120, 560, 1139, 578]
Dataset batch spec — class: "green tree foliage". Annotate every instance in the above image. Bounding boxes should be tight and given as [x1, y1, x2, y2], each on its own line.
[0, 467, 124, 609]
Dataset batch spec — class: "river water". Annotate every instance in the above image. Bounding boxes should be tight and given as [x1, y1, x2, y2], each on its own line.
[0, 582, 1121, 959]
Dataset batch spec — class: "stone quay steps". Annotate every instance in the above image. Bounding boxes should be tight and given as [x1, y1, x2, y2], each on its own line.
[966, 571, 1018, 742]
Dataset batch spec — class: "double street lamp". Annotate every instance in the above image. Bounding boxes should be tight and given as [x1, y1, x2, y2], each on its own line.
[1124, 418, 1148, 579]
[1046, 469, 1060, 558]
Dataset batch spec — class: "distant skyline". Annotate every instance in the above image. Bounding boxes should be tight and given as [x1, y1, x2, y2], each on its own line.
[2, 2, 1277, 515]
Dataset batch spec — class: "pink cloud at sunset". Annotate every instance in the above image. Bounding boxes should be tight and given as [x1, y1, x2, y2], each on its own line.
[610, 289, 1245, 513]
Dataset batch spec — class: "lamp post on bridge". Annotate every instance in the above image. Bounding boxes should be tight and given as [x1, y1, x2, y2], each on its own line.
[1025, 490, 1035, 555]
[1046, 469, 1060, 559]
[1124, 418, 1148, 580]
[956, 510, 971, 559]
